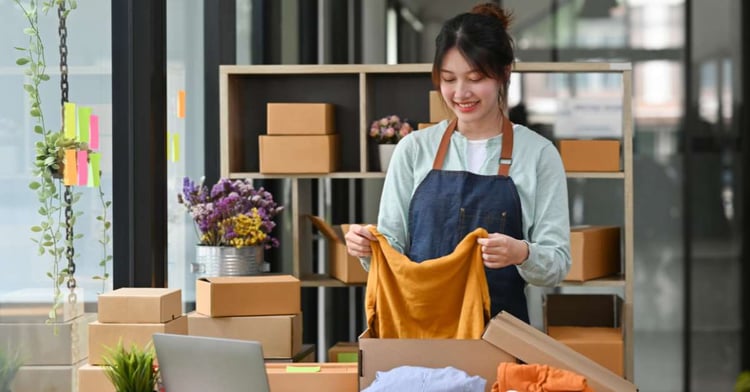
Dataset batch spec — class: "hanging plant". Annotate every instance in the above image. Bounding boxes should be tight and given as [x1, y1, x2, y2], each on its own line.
[14, 0, 112, 321]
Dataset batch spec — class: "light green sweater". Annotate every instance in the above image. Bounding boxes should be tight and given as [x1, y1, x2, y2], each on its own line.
[363, 120, 571, 287]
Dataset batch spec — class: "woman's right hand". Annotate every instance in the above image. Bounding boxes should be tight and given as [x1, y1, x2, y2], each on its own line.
[345, 224, 377, 257]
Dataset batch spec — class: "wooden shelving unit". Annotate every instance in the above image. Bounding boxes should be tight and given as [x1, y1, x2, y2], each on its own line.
[219, 62, 634, 380]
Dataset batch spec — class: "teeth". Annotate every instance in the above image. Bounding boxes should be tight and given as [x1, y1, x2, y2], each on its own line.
[455, 102, 477, 108]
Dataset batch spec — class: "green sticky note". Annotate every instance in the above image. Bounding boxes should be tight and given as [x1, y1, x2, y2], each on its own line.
[77, 106, 92, 142]
[337, 353, 358, 362]
[64, 102, 76, 139]
[285, 366, 321, 373]
[90, 152, 101, 187]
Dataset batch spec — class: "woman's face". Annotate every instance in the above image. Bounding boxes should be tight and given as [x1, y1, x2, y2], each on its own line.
[438, 47, 503, 131]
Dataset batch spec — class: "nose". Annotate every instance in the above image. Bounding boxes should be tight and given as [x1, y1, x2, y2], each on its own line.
[454, 80, 471, 99]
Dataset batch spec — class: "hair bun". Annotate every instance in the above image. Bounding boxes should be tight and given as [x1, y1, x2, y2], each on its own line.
[470, 3, 513, 30]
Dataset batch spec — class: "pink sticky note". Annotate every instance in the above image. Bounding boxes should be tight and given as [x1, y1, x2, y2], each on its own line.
[89, 115, 99, 150]
[77, 150, 88, 186]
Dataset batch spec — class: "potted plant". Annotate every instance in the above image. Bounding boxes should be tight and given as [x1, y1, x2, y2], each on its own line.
[0, 348, 23, 392]
[369, 115, 413, 172]
[102, 341, 158, 392]
[178, 177, 283, 277]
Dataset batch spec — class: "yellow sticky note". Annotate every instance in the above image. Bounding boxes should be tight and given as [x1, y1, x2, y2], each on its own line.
[90, 152, 101, 187]
[63, 149, 77, 185]
[177, 90, 186, 118]
[166, 131, 172, 160]
[64, 102, 76, 139]
[172, 133, 180, 162]
[285, 366, 321, 373]
[77, 106, 92, 143]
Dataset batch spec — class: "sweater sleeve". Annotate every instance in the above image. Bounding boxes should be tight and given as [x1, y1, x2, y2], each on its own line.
[516, 143, 572, 287]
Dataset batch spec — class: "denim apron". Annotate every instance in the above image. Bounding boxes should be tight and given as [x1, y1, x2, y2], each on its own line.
[406, 118, 529, 322]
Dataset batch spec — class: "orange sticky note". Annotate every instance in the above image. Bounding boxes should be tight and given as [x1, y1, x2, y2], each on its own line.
[63, 149, 77, 185]
[177, 90, 186, 118]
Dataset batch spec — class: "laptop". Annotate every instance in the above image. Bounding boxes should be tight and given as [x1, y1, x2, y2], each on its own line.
[153, 333, 271, 392]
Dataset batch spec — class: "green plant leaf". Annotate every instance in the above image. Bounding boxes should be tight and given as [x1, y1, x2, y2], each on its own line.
[23, 27, 36, 35]
[31, 226, 43, 232]
[16, 57, 31, 66]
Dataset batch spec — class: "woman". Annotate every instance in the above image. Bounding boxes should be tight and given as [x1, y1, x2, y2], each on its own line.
[345, 3, 570, 323]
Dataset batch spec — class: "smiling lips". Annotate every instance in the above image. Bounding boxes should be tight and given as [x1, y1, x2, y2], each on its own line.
[454, 100, 479, 113]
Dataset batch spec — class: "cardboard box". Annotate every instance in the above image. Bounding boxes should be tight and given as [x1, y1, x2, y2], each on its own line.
[558, 139, 621, 172]
[78, 364, 116, 392]
[266, 344, 316, 363]
[266, 363, 358, 392]
[308, 216, 368, 284]
[0, 312, 94, 365]
[429, 90, 455, 122]
[417, 122, 436, 129]
[327, 341, 358, 362]
[545, 294, 624, 376]
[567, 226, 620, 281]
[259, 134, 339, 173]
[0, 287, 84, 323]
[97, 287, 182, 323]
[359, 311, 636, 392]
[267, 103, 335, 135]
[11, 359, 85, 392]
[187, 312, 302, 358]
[195, 275, 300, 317]
[88, 315, 188, 365]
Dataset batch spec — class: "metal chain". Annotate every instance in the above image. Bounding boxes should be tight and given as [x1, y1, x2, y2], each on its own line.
[58, 1, 77, 296]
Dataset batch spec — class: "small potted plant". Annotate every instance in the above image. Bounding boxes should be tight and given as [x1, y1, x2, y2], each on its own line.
[0, 348, 23, 392]
[369, 115, 413, 172]
[178, 177, 284, 277]
[102, 341, 159, 392]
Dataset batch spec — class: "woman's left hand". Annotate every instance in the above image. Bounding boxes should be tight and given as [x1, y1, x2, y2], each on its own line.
[477, 233, 529, 269]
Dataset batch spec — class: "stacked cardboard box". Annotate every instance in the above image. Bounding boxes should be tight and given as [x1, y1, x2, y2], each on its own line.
[0, 288, 93, 392]
[566, 226, 621, 282]
[80, 288, 186, 392]
[259, 103, 339, 173]
[308, 216, 368, 284]
[189, 275, 307, 361]
[265, 362, 358, 392]
[327, 341, 358, 363]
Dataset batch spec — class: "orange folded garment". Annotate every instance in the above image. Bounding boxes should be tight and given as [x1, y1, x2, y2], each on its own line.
[492, 362, 594, 392]
[365, 226, 490, 339]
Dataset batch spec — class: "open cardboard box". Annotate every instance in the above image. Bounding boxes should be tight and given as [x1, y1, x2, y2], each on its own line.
[308, 215, 368, 284]
[359, 311, 636, 392]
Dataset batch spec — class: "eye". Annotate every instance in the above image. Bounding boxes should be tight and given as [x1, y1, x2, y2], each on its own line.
[441, 77, 456, 83]
[469, 74, 484, 82]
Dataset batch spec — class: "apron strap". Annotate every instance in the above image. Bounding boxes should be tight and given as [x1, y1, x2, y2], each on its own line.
[432, 117, 515, 176]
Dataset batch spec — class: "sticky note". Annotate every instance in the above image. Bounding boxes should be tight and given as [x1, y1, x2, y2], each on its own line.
[89, 114, 99, 150]
[90, 152, 101, 187]
[64, 102, 76, 139]
[77, 150, 88, 186]
[77, 106, 92, 143]
[285, 366, 321, 373]
[172, 133, 180, 162]
[177, 89, 186, 118]
[87, 159, 94, 187]
[63, 149, 77, 185]
[337, 353, 358, 362]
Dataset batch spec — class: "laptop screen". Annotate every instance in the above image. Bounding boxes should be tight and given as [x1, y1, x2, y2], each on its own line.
[153, 333, 271, 392]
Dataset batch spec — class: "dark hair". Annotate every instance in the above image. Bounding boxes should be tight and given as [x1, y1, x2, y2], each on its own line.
[431, 3, 515, 105]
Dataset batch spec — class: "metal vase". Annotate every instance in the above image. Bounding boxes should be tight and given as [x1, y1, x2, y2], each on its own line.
[192, 246, 264, 277]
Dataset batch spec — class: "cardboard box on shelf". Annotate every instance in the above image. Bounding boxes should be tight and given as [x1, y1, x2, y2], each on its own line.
[359, 311, 636, 392]
[566, 225, 621, 281]
[545, 294, 624, 376]
[78, 364, 115, 392]
[558, 139, 621, 172]
[429, 90, 455, 123]
[0, 313, 94, 365]
[267, 103, 335, 135]
[259, 134, 339, 173]
[97, 287, 182, 324]
[308, 216, 368, 284]
[195, 275, 300, 317]
[88, 316, 188, 365]
[187, 312, 302, 359]
[327, 341, 358, 362]
[266, 362, 358, 392]
[265, 343, 316, 363]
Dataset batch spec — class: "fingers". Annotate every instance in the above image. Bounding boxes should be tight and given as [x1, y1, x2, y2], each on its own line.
[477, 233, 516, 268]
[345, 224, 376, 257]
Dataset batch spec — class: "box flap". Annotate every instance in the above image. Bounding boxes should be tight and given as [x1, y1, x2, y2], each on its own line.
[101, 287, 180, 297]
[308, 215, 342, 243]
[482, 312, 637, 392]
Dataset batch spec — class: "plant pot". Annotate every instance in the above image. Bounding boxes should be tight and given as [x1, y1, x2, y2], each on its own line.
[378, 144, 396, 172]
[191, 246, 264, 277]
